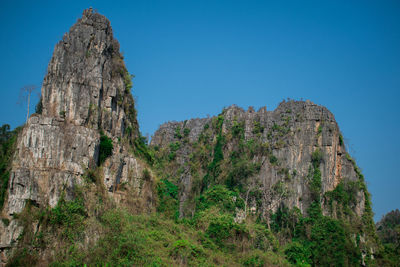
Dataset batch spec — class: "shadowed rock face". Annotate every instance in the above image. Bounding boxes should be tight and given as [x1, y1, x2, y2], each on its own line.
[1, 10, 151, 252]
[151, 100, 365, 219]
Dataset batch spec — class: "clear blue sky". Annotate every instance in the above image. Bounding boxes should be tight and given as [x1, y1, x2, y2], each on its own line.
[0, 0, 399, 221]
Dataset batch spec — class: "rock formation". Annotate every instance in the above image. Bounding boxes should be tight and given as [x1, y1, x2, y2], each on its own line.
[0, 9, 152, 260]
[150, 100, 377, 259]
[0, 8, 381, 266]
[151, 100, 365, 218]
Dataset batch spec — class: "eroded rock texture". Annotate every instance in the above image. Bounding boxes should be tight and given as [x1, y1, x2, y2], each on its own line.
[42, 8, 138, 138]
[151, 100, 366, 219]
[1, 9, 151, 255]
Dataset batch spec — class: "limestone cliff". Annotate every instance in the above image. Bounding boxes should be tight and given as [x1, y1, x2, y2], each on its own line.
[0, 8, 381, 266]
[0, 9, 152, 259]
[151, 100, 377, 258]
[151, 101, 362, 216]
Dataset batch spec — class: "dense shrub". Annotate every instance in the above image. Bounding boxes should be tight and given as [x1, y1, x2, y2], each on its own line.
[284, 241, 312, 266]
[0, 124, 20, 209]
[49, 195, 87, 241]
[206, 213, 234, 246]
[196, 185, 244, 213]
[157, 179, 178, 217]
[311, 149, 323, 168]
[134, 134, 154, 164]
[226, 159, 259, 192]
[98, 133, 113, 165]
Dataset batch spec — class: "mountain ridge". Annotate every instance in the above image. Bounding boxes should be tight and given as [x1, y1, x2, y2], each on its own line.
[0, 8, 387, 266]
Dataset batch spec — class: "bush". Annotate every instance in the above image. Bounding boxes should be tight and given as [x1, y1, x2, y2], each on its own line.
[226, 159, 259, 192]
[49, 195, 86, 241]
[269, 154, 278, 165]
[123, 71, 134, 93]
[250, 223, 278, 251]
[157, 179, 178, 217]
[196, 185, 244, 213]
[309, 167, 322, 202]
[311, 149, 322, 168]
[202, 134, 224, 189]
[243, 254, 265, 267]
[284, 241, 312, 266]
[206, 213, 234, 246]
[231, 120, 244, 138]
[0, 124, 20, 210]
[98, 133, 113, 165]
[339, 134, 344, 146]
[183, 128, 190, 137]
[252, 121, 264, 135]
[134, 134, 154, 164]
[174, 126, 182, 139]
[168, 141, 180, 162]
[170, 239, 204, 263]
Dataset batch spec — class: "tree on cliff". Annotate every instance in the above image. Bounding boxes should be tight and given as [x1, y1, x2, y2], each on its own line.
[17, 85, 37, 123]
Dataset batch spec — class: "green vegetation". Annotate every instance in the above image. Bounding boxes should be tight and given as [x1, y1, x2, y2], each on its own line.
[375, 209, 400, 266]
[48, 193, 87, 241]
[157, 178, 178, 217]
[134, 134, 154, 164]
[252, 120, 264, 135]
[0, 124, 20, 210]
[3, 109, 385, 266]
[196, 185, 244, 213]
[183, 127, 190, 137]
[317, 125, 322, 135]
[98, 132, 113, 165]
[202, 115, 225, 190]
[123, 71, 134, 93]
[169, 141, 181, 159]
[174, 126, 183, 139]
[339, 134, 344, 146]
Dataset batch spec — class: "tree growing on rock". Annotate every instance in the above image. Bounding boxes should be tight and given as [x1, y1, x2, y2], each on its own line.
[18, 85, 37, 123]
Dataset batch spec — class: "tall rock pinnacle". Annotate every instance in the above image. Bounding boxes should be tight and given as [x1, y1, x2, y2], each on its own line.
[3, 9, 148, 219]
[42, 8, 138, 138]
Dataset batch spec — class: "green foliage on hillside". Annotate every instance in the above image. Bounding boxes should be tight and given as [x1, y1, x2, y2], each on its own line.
[98, 132, 113, 165]
[375, 209, 400, 266]
[7, 181, 291, 266]
[0, 124, 20, 210]
[147, 110, 383, 266]
[134, 134, 154, 164]
[3, 110, 385, 266]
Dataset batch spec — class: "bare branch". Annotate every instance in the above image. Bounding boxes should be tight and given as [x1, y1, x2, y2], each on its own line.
[18, 85, 37, 123]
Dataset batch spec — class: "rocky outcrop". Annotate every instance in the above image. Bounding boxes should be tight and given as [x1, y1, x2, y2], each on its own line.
[151, 100, 366, 219]
[1, 9, 151, 259]
[0, 8, 378, 265]
[42, 8, 138, 138]
[6, 115, 99, 215]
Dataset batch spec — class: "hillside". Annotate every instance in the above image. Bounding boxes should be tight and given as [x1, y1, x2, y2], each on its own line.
[0, 8, 392, 267]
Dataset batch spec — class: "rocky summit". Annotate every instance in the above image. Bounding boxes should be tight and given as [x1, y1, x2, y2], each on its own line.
[151, 101, 366, 219]
[0, 9, 153, 264]
[0, 8, 388, 267]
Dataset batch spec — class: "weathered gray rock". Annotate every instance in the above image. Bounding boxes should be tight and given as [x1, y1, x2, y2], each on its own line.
[151, 100, 366, 219]
[42, 8, 138, 138]
[6, 115, 99, 215]
[1, 9, 149, 256]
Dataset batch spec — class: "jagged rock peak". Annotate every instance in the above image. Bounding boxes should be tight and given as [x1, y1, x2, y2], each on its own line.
[42, 8, 138, 138]
[4, 8, 146, 217]
[151, 99, 357, 218]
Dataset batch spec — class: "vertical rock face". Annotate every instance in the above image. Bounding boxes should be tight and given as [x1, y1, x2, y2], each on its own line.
[42, 8, 138, 138]
[1, 9, 151, 250]
[151, 100, 366, 219]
